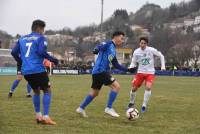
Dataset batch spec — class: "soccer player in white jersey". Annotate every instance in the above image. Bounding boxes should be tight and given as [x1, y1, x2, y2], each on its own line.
[127, 36, 166, 113]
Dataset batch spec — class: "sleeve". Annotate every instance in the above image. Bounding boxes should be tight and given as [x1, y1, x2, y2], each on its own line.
[109, 45, 128, 72]
[11, 41, 22, 65]
[129, 52, 137, 68]
[37, 37, 58, 64]
[111, 57, 128, 72]
[151, 47, 166, 70]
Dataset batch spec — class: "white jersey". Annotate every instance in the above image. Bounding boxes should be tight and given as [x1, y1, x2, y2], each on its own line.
[129, 46, 165, 74]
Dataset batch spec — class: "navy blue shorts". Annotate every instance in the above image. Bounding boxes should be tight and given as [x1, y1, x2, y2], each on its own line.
[91, 72, 115, 90]
[24, 72, 50, 90]
[17, 64, 22, 75]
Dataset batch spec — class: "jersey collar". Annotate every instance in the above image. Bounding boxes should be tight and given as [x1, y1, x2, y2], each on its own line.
[111, 40, 116, 47]
[31, 32, 41, 36]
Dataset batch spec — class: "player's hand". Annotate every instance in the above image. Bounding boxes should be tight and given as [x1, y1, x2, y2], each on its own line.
[128, 67, 137, 73]
[92, 48, 99, 54]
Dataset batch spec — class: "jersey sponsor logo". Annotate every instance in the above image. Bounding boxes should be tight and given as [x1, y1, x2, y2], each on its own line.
[141, 58, 150, 65]
[23, 36, 38, 41]
[108, 54, 114, 62]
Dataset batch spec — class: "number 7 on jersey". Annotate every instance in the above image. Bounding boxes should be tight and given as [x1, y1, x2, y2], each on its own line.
[25, 42, 32, 57]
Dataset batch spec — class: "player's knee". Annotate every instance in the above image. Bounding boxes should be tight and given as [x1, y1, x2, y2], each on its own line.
[116, 84, 120, 91]
[90, 89, 99, 97]
[43, 88, 51, 94]
[132, 82, 140, 90]
[132, 87, 138, 92]
[146, 84, 152, 90]
[93, 92, 98, 97]
[111, 81, 120, 91]
[90, 93, 98, 97]
[112, 84, 120, 92]
[146, 88, 151, 91]
[33, 89, 40, 95]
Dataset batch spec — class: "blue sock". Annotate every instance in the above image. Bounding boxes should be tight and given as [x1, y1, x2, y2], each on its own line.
[107, 90, 118, 108]
[26, 83, 32, 94]
[33, 94, 40, 113]
[80, 94, 94, 109]
[43, 93, 51, 116]
[10, 79, 20, 92]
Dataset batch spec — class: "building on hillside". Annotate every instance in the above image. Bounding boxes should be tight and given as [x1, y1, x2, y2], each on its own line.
[9, 38, 18, 48]
[63, 47, 78, 63]
[0, 49, 16, 67]
[130, 25, 150, 36]
[164, 16, 200, 34]
[83, 53, 95, 63]
[45, 34, 78, 45]
[50, 52, 64, 63]
[165, 23, 184, 30]
[83, 32, 106, 42]
[184, 19, 194, 27]
[193, 16, 200, 33]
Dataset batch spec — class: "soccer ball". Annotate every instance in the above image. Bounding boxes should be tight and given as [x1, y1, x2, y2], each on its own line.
[126, 108, 139, 120]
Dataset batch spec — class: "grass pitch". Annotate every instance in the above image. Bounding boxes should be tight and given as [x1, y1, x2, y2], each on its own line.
[0, 75, 200, 134]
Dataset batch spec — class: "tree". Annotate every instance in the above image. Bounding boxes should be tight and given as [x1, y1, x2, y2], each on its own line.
[167, 43, 193, 66]
[73, 24, 97, 38]
[113, 9, 129, 21]
[192, 42, 200, 69]
[151, 28, 175, 55]
[169, 3, 178, 19]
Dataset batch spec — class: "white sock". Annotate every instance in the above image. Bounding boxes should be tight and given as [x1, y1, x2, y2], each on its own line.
[130, 90, 136, 104]
[36, 112, 42, 117]
[43, 115, 49, 119]
[142, 90, 151, 107]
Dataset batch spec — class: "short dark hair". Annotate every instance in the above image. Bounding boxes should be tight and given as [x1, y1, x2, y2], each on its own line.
[139, 36, 149, 43]
[31, 19, 46, 31]
[112, 31, 125, 39]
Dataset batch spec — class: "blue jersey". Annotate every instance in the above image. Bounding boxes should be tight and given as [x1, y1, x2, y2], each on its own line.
[92, 41, 116, 74]
[11, 32, 55, 75]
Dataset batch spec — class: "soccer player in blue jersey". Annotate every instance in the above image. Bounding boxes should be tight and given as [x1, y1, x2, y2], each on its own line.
[76, 31, 135, 118]
[8, 64, 32, 98]
[11, 20, 58, 125]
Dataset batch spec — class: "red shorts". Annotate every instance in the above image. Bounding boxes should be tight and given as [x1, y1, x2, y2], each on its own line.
[132, 73, 155, 88]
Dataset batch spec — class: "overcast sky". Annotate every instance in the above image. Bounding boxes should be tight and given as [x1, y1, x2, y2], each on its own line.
[0, 0, 190, 36]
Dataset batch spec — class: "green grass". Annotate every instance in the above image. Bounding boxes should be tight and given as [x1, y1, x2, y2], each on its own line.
[0, 75, 200, 134]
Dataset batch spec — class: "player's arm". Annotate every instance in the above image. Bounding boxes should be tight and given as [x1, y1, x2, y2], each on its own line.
[111, 56, 136, 73]
[107, 45, 128, 72]
[110, 56, 128, 72]
[128, 52, 137, 72]
[108, 45, 135, 73]
[37, 37, 58, 65]
[129, 52, 137, 68]
[151, 48, 166, 70]
[11, 41, 22, 65]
